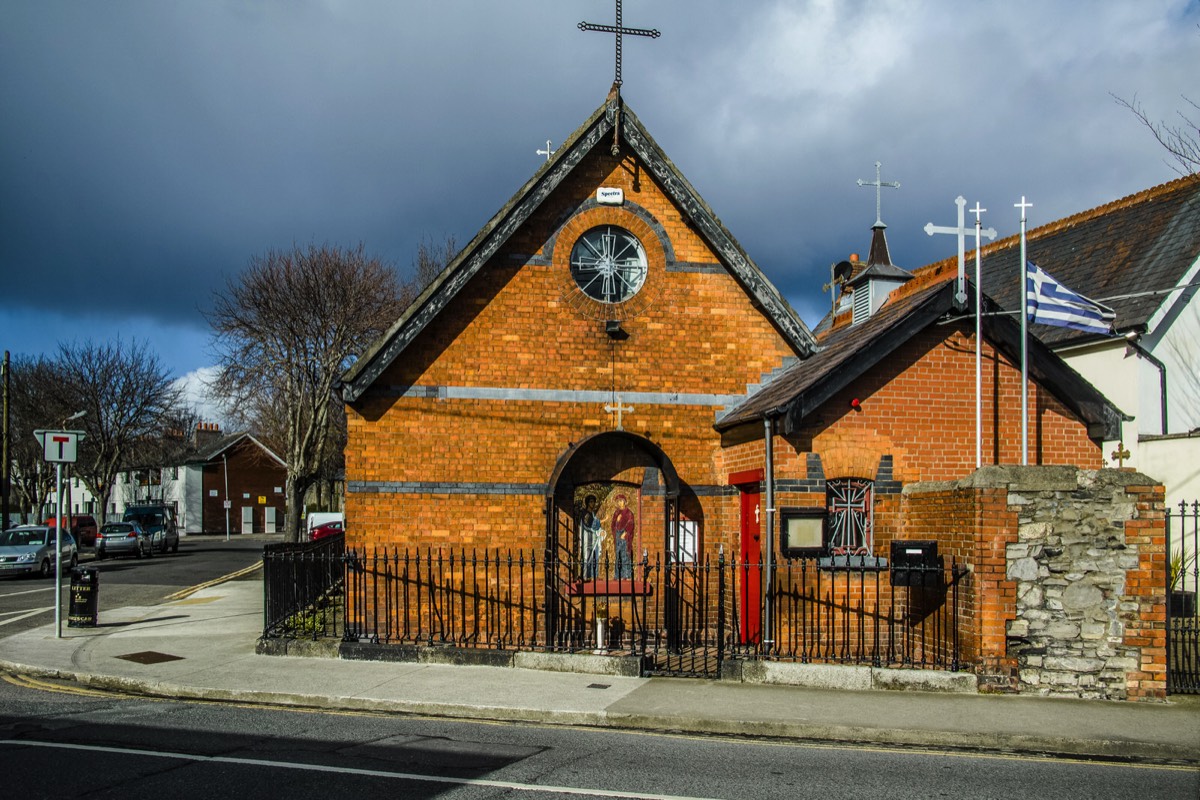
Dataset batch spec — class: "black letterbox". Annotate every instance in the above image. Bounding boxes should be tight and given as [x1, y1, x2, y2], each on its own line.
[890, 540, 943, 588]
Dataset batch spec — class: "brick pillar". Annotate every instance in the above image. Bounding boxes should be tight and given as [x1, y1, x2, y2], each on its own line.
[973, 486, 1019, 692]
[1122, 483, 1168, 701]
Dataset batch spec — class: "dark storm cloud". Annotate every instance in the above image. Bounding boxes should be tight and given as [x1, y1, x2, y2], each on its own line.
[2, 0, 1198, 385]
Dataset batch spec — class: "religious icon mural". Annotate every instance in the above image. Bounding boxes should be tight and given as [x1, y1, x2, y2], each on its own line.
[573, 483, 639, 579]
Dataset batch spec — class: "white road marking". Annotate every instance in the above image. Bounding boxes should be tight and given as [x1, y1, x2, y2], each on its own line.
[0, 607, 52, 626]
[0, 739, 726, 799]
[0, 586, 57, 598]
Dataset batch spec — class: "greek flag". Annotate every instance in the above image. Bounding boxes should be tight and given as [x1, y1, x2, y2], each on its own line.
[1025, 262, 1115, 335]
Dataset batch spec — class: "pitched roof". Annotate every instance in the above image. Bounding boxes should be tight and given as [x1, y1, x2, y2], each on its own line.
[716, 277, 1126, 439]
[928, 173, 1200, 347]
[340, 92, 817, 403]
[186, 431, 285, 468]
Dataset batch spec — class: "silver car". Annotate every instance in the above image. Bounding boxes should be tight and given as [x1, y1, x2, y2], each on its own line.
[0, 525, 78, 578]
[96, 521, 151, 560]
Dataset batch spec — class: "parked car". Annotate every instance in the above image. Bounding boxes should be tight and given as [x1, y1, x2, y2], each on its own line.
[96, 521, 151, 560]
[122, 504, 178, 554]
[306, 512, 343, 540]
[310, 520, 344, 541]
[44, 515, 99, 548]
[0, 525, 78, 578]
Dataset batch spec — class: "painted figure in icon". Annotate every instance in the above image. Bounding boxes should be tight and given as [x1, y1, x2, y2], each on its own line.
[611, 493, 635, 578]
[579, 494, 605, 578]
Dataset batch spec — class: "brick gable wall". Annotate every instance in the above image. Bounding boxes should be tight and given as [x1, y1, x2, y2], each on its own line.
[199, 440, 286, 534]
[719, 323, 1103, 559]
[346, 146, 798, 554]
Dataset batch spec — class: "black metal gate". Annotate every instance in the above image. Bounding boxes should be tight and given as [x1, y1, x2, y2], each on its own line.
[640, 559, 725, 678]
[1167, 502, 1199, 694]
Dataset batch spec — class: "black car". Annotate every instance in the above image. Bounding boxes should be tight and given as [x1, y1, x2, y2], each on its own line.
[122, 504, 179, 554]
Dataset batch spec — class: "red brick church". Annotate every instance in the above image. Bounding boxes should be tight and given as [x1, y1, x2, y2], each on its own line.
[336, 89, 1141, 685]
[341, 87, 1116, 556]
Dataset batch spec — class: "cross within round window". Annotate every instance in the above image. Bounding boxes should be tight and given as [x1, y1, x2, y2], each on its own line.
[569, 226, 648, 304]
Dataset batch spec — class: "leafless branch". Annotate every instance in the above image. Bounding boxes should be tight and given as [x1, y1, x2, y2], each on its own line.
[206, 243, 406, 541]
[1114, 92, 1200, 176]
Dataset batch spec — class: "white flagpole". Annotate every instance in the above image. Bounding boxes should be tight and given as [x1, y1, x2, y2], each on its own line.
[969, 203, 997, 469]
[1016, 196, 1032, 465]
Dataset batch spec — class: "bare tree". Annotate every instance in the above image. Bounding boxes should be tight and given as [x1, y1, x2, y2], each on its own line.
[55, 339, 185, 523]
[1115, 28, 1200, 175]
[208, 243, 406, 542]
[123, 403, 204, 504]
[6, 355, 69, 521]
[409, 234, 457, 303]
[1115, 93, 1200, 175]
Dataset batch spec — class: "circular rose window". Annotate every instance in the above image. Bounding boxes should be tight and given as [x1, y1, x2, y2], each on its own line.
[569, 225, 648, 304]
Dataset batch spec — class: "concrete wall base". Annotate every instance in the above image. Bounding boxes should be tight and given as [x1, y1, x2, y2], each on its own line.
[728, 660, 977, 694]
[261, 638, 976, 692]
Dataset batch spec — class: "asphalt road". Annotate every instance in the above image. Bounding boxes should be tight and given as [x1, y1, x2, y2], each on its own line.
[0, 676, 1195, 800]
[0, 533, 279, 638]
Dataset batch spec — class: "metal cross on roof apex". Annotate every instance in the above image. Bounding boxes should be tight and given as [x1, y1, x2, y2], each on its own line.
[856, 161, 900, 227]
[579, 0, 661, 88]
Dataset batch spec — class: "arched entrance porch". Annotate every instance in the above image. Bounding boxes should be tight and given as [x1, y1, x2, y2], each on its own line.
[543, 431, 689, 651]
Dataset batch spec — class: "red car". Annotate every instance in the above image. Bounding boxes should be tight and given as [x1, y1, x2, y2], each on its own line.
[44, 515, 99, 548]
[310, 520, 344, 541]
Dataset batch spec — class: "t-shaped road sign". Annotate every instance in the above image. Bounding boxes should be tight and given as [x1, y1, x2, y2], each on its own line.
[34, 429, 85, 464]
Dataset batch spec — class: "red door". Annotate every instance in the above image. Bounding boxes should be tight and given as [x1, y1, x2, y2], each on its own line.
[738, 486, 762, 644]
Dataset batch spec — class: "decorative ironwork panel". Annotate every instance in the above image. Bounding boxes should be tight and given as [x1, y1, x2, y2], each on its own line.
[826, 478, 874, 556]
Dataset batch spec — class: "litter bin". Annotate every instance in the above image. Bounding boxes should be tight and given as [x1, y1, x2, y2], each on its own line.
[68, 567, 99, 628]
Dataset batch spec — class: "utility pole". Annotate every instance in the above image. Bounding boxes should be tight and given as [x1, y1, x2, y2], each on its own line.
[2, 351, 9, 530]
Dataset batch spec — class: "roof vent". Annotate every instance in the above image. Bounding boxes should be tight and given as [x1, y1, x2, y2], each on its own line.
[852, 284, 872, 325]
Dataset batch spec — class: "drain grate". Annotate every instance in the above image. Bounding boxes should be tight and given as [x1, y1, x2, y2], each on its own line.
[115, 651, 184, 665]
[586, 683, 611, 690]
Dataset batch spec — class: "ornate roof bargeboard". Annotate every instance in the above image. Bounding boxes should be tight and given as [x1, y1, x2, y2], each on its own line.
[344, 119, 614, 402]
[621, 120, 815, 356]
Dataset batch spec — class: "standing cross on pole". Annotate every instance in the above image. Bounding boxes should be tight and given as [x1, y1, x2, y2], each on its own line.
[579, 0, 661, 88]
[925, 196, 973, 309]
[1015, 195, 1033, 466]
[856, 161, 900, 227]
[968, 201, 997, 469]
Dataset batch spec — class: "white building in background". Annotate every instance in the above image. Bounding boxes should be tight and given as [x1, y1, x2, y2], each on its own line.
[973, 173, 1200, 511]
[47, 423, 291, 535]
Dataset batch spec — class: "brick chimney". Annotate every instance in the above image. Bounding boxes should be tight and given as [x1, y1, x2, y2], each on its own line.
[193, 421, 222, 449]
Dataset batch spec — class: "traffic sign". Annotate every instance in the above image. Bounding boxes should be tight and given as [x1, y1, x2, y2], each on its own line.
[33, 429, 86, 464]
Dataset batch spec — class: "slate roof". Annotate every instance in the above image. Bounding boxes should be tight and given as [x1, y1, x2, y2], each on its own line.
[340, 91, 817, 403]
[716, 277, 1126, 440]
[942, 173, 1200, 347]
[185, 432, 285, 468]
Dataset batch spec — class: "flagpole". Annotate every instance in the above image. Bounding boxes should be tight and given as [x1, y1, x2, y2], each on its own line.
[1016, 196, 1032, 466]
[976, 218, 983, 468]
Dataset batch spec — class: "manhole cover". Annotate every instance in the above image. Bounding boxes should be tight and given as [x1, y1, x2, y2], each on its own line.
[115, 651, 184, 665]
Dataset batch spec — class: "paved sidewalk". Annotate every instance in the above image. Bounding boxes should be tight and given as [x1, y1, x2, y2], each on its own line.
[1, 578, 1197, 764]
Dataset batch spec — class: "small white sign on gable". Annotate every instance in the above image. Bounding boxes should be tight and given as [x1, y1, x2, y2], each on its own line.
[597, 187, 624, 205]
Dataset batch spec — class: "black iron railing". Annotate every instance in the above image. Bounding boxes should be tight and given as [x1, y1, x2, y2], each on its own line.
[1167, 502, 1200, 695]
[263, 545, 967, 676]
[262, 533, 345, 638]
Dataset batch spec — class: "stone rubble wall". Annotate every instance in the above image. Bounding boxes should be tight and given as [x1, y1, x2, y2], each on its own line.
[999, 468, 1163, 700]
[904, 466, 1166, 701]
